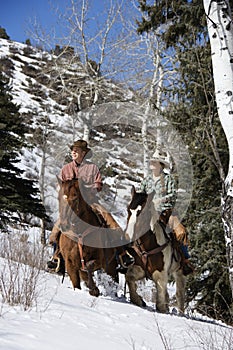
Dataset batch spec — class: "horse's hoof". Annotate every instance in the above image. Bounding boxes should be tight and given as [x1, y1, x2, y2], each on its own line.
[89, 287, 100, 297]
[156, 307, 169, 313]
[130, 297, 147, 308]
[73, 284, 81, 290]
[141, 299, 146, 307]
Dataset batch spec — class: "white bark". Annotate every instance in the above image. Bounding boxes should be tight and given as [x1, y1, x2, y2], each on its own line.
[38, 114, 49, 245]
[140, 33, 165, 177]
[203, 0, 233, 297]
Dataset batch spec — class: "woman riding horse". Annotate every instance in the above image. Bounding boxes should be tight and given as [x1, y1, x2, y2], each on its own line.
[139, 149, 194, 275]
[124, 185, 187, 313]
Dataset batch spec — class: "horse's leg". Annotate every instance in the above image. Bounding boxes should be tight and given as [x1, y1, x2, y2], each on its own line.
[109, 262, 119, 284]
[103, 248, 119, 283]
[85, 260, 100, 297]
[59, 236, 81, 290]
[152, 270, 169, 313]
[173, 270, 186, 314]
[65, 255, 81, 290]
[125, 265, 146, 307]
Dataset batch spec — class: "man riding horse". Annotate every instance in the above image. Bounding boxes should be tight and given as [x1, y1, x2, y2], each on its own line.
[48, 139, 134, 272]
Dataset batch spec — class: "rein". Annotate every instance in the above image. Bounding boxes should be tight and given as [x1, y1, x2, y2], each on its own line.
[61, 226, 98, 271]
[135, 233, 169, 259]
[78, 237, 86, 270]
[137, 241, 169, 257]
[133, 229, 170, 274]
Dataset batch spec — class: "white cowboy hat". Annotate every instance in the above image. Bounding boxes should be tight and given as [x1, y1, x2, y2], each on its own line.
[150, 149, 170, 169]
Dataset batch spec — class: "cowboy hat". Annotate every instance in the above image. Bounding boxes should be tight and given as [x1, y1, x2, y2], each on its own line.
[150, 149, 170, 169]
[69, 139, 91, 153]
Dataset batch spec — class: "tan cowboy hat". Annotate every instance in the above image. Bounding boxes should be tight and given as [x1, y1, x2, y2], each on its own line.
[69, 139, 91, 153]
[150, 149, 170, 169]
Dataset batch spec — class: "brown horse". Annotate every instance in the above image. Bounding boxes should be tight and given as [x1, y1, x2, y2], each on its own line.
[57, 178, 123, 297]
[124, 186, 186, 313]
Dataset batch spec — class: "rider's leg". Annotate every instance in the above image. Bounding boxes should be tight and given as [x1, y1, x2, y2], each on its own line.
[181, 243, 190, 259]
[180, 243, 194, 275]
[47, 220, 65, 274]
[168, 214, 194, 276]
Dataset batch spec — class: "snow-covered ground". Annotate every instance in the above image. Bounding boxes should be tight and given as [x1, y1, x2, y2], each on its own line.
[0, 263, 232, 350]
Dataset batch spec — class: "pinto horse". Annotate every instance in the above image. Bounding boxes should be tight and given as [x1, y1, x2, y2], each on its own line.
[57, 178, 122, 297]
[124, 186, 186, 313]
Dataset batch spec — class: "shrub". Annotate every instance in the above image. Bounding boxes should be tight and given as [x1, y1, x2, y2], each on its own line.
[0, 231, 47, 310]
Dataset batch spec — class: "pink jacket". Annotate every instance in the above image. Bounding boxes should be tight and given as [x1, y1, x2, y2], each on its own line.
[60, 160, 103, 192]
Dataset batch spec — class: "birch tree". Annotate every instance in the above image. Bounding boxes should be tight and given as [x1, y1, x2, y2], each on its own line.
[139, 34, 164, 177]
[203, 0, 233, 298]
[119, 1, 178, 176]
[30, 0, 132, 143]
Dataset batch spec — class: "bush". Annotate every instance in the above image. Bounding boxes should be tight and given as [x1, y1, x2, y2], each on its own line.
[0, 231, 47, 310]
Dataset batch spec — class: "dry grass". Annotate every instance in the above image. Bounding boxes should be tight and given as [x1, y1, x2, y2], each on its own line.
[0, 230, 48, 310]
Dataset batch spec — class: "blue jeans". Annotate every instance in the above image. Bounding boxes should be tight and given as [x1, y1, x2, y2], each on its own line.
[181, 244, 190, 259]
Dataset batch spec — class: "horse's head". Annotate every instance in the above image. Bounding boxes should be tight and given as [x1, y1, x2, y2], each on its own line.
[57, 177, 101, 234]
[58, 178, 80, 207]
[57, 177, 82, 230]
[125, 186, 154, 241]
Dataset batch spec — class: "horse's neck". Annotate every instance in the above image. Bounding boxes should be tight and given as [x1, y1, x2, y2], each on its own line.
[79, 199, 101, 227]
[150, 207, 166, 245]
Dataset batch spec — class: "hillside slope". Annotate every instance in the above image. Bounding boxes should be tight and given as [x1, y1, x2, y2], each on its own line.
[0, 38, 142, 228]
[0, 258, 232, 350]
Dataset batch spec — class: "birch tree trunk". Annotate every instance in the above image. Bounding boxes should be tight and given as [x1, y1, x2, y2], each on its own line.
[39, 116, 49, 246]
[203, 0, 233, 298]
[141, 34, 165, 177]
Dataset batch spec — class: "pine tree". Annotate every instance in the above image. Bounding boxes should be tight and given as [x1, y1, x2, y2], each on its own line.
[0, 27, 10, 40]
[0, 73, 48, 230]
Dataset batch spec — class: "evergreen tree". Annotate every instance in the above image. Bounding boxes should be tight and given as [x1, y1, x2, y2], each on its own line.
[137, 0, 232, 323]
[0, 27, 10, 40]
[0, 73, 48, 230]
[25, 39, 32, 46]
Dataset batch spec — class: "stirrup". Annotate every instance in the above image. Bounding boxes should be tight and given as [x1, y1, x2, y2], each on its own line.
[116, 264, 128, 274]
[119, 252, 135, 268]
[47, 259, 58, 270]
[47, 257, 63, 275]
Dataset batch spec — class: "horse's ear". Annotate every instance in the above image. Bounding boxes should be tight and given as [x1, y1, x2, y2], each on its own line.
[131, 185, 136, 196]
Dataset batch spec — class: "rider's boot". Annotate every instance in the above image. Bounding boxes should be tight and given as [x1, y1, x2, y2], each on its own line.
[179, 242, 195, 276]
[182, 258, 195, 276]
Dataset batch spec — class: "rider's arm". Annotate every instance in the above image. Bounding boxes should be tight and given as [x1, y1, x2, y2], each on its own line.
[162, 174, 177, 206]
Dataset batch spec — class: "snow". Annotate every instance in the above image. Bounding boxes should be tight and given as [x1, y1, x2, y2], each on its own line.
[0, 260, 232, 350]
[0, 37, 233, 350]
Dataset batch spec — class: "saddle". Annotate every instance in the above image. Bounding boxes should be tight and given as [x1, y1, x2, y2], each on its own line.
[159, 209, 188, 244]
[48, 203, 127, 273]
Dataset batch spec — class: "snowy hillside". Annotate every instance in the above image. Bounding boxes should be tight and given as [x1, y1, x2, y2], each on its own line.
[0, 37, 193, 231]
[0, 256, 232, 350]
[0, 38, 142, 228]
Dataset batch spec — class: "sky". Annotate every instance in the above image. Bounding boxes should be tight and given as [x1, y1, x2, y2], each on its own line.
[0, 0, 67, 43]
